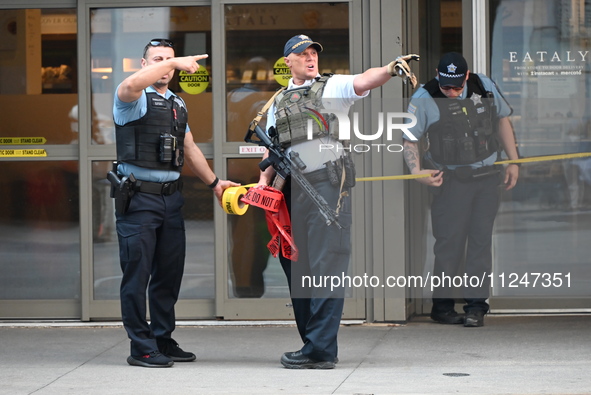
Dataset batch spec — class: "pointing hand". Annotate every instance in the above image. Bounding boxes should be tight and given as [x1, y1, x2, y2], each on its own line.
[388, 54, 420, 88]
[176, 54, 209, 74]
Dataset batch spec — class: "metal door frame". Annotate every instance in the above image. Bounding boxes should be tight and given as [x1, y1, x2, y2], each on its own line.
[78, 0, 216, 320]
[408, 0, 591, 315]
[0, 0, 81, 320]
[214, 0, 372, 320]
[0, 0, 414, 322]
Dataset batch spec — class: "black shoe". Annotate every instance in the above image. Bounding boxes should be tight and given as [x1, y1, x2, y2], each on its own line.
[157, 339, 196, 362]
[281, 350, 335, 369]
[430, 310, 464, 325]
[464, 311, 485, 327]
[127, 351, 173, 368]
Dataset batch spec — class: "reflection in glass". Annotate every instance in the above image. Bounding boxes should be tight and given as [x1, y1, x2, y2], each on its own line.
[224, 2, 350, 142]
[179, 162, 215, 299]
[89, 6, 212, 145]
[0, 8, 80, 302]
[489, 0, 591, 298]
[0, 9, 78, 144]
[0, 161, 80, 299]
[91, 161, 118, 300]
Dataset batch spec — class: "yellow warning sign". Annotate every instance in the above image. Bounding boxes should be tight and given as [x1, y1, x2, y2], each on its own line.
[179, 68, 210, 94]
[0, 149, 47, 157]
[273, 57, 291, 87]
[0, 137, 47, 145]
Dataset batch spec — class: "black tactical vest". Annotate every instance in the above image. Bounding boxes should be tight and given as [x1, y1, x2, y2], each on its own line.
[424, 74, 499, 165]
[116, 91, 188, 171]
[273, 74, 338, 148]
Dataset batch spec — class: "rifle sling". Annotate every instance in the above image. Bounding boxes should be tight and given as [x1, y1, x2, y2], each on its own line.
[249, 87, 286, 133]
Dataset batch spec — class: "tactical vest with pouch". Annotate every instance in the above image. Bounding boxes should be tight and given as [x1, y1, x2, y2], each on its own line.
[273, 74, 338, 148]
[116, 91, 188, 172]
[424, 74, 499, 165]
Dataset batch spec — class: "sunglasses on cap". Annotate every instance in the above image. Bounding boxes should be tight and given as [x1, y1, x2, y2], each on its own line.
[440, 83, 465, 91]
[143, 38, 174, 58]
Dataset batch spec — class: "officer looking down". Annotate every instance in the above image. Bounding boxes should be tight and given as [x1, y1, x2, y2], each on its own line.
[403, 52, 520, 327]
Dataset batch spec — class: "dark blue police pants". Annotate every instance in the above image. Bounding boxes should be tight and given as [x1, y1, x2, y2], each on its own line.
[280, 178, 352, 362]
[116, 190, 186, 356]
[431, 172, 500, 314]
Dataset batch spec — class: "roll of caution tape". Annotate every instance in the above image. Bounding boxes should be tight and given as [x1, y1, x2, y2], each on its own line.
[222, 186, 249, 215]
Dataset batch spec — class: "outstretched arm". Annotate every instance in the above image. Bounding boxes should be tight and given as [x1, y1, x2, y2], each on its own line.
[353, 54, 419, 95]
[353, 65, 393, 96]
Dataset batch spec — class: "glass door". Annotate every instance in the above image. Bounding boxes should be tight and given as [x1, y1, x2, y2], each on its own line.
[412, 0, 591, 315]
[218, 1, 366, 319]
[0, 6, 81, 319]
[488, 0, 591, 311]
[408, 0, 466, 317]
[83, 2, 216, 319]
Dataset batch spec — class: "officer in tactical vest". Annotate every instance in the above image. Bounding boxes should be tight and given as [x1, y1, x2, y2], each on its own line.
[111, 38, 239, 368]
[403, 52, 520, 327]
[257, 34, 419, 369]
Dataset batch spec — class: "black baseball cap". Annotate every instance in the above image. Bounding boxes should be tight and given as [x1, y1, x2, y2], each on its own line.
[283, 34, 323, 57]
[437, 52, 469, 87]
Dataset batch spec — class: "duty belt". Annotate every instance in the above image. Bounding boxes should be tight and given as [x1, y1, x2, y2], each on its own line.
[450, 165, 501, 180]
[132, 178, 183, 195]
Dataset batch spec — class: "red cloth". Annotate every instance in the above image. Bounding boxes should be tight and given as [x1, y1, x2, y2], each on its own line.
[241, 185, 298, 261]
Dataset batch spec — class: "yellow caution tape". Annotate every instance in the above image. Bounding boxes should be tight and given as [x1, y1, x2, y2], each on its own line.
[495, 151, 591, 165]
[356, 152, 591, 182]
[222, 183, 260, 215]
[0, 149, 47, 157]
[223, 186, 250, 215]
[0, 137, 46, 145]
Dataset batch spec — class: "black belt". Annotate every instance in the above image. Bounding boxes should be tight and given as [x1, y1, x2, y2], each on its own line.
[450, 165, 501, 180]
[133, 178, 183, 196]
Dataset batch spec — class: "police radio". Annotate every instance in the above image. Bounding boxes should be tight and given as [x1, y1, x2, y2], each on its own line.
[160, 133, 176, 162]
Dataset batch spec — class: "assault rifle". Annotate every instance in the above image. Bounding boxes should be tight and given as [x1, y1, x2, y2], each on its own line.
[245, 124, 342, 229]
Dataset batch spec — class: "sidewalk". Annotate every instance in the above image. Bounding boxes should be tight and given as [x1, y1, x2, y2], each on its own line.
[1, 314, 590, 395]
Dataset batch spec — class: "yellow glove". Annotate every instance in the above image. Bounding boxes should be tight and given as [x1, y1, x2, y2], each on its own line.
[388, 54, 420, 88]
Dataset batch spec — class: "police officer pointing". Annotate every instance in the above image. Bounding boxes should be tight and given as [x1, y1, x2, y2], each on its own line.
[403, 52, 519, 327]
[112, 38, 238, 367]
[258, 34, 419, 369]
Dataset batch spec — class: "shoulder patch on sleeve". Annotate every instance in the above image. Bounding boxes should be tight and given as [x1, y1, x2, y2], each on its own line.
[408, 103, 417, 114]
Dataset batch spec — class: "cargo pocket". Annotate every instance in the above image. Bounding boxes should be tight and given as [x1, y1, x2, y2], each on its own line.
[327, 210, 352, 255]
[117, 223, 142, 264]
